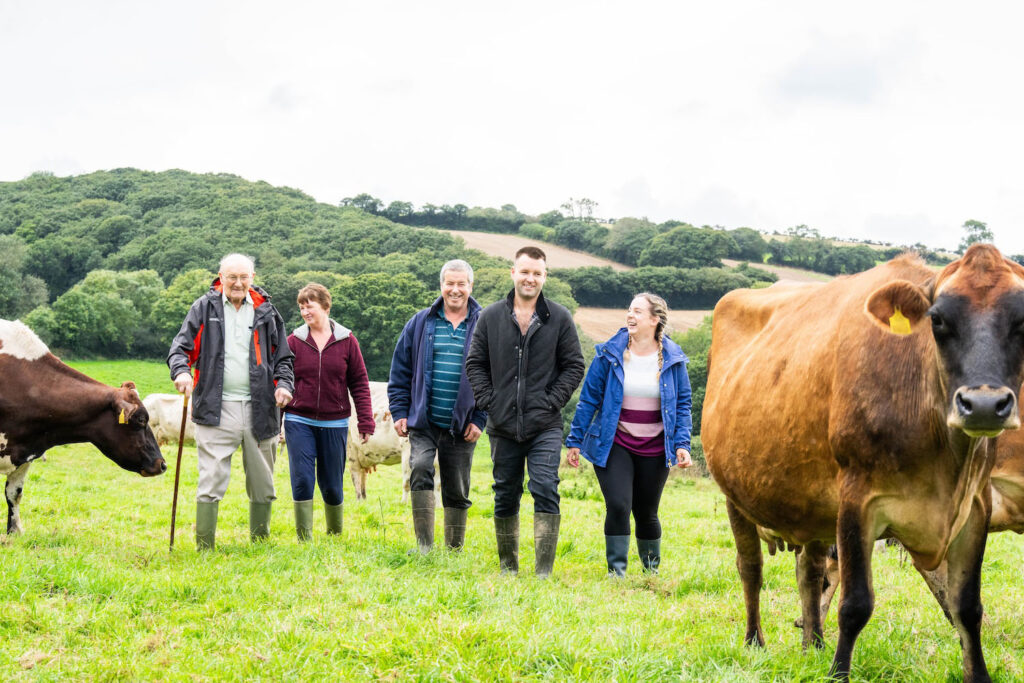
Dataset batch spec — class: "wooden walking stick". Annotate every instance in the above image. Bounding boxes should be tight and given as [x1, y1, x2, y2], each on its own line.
[169, 393, 190, 551]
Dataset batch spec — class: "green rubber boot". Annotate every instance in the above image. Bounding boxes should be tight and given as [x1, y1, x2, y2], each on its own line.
[249, 501, 272, 542]
[325, 503, 343, 535]
[411, 490, 436, 554]
[294, 500, 313, 541]
[195, 501, 218, 551]
[534, 512, 561, 579]
[494, 514, 520, 575]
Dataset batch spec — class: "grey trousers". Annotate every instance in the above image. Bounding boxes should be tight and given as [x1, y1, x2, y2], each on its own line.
[195, 400, 277, 504]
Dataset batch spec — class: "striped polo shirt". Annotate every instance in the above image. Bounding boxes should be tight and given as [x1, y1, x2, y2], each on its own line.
[428, 308, 468, 428]
[614, 351, 664, 456]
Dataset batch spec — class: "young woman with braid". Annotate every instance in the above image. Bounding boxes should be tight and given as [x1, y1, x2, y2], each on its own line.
[566, 293, 693, 576]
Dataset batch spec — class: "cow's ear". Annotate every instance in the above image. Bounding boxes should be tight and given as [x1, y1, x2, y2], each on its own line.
[865, 279, 931, 335]
[112, 389, 140, 424]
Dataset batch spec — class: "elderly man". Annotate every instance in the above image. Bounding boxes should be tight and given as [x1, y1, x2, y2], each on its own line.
[389, 259, 487, 553]
[168, 253, 294, 549]
[465, 246, 585, 577]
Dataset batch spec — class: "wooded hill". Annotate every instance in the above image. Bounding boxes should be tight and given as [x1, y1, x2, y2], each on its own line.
[0, 169, 775, 372]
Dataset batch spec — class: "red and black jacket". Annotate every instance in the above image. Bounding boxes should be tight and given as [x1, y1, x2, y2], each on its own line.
[167, 279, 295, 441]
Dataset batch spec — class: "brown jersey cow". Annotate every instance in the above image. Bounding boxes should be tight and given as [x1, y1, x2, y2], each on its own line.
[0, 320, 166, 534]
[703, 244, 1024, 682]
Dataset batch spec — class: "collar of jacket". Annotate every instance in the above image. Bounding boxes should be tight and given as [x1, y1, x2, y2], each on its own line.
[503, 289, 550, 322]
[209, 278, 268, 308]
[597, 327, 689, 368]
[429, 294, 482, 319]
[292, 319, 351, 342]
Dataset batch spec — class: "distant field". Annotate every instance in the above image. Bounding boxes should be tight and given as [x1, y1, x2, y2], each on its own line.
[67, 358, 174, 397]
[575, 308, 710, 342]
[720, 259, 831, 283]
[447, 229, 631, 271]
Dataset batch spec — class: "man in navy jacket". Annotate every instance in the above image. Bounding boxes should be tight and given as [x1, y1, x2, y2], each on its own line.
[389, 259, 487, 553]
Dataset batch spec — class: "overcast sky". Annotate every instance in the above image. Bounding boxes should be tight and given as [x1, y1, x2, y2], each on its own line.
[3, 1, 1023, 255]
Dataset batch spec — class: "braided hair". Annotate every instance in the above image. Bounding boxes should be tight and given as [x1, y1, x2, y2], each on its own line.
[624, 292, 670, 374]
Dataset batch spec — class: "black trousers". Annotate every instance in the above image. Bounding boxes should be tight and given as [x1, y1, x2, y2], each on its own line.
[593, 442, 669, 538]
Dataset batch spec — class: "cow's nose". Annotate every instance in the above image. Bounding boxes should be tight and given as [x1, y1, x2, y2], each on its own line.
[951, 386, 1019, 435]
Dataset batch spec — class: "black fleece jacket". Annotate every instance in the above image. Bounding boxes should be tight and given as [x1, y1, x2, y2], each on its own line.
[465, 290, 585, 442]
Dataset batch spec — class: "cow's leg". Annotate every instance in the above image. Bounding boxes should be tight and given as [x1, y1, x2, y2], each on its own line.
[940, 495, 991, 683]
[725, 500, 765, 646]
[794, 546, 840, 629]
[796, 541, 828, 648]
[5, 462, 30, 535]
[916, 561, 954, 625]
[829, 502, 875, 681]
[350, 467, 368, 501]
[433, 454, 442, 508]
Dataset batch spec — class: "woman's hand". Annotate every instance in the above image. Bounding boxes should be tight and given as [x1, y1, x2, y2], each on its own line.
[675, 448, 692, 469]
[566, 447, 580, 468]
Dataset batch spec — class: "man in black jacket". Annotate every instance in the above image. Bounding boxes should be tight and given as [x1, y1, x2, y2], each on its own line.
[465, 246, 585, 577]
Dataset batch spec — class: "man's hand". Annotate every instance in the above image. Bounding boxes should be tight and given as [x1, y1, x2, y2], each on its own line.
[394, 418, 408, 438]
[174, 372, 193, 398]
[463, 423, 483, 443]
[275, 387, 293, 408]
[676, 448, 692, 469]
[566, 447, 580, 468]
[359, 432, 370, 445]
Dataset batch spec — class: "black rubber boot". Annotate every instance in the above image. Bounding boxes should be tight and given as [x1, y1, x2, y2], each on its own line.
[606, 534, 630, 577]
[494, 514, 519, 574]
[637, 537, 661, 573]
[534, 512, 561, 579]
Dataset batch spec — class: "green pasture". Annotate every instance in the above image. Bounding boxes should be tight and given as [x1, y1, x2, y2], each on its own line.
[2, 361, 1024, 680]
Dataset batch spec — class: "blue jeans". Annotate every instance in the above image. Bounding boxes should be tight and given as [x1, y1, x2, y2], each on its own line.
[408, 424, 476, 509]
[284, 420, 347, 505]
[490, 428, 563, 517]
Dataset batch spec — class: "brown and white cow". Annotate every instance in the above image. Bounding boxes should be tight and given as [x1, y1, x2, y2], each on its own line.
[0, 320, 166, 534]
[702, 245, 1024, 682]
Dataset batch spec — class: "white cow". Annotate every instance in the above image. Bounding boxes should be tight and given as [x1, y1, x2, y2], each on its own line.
[347, 381, 439, 505]
[143, 393, 195, 445]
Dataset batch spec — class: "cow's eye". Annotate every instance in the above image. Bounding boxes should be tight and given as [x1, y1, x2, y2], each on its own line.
[930, 311, 951, 336]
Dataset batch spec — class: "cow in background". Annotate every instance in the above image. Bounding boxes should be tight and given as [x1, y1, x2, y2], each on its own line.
[703, 245, 1024, 682]
[143, 393, 196, 444]
[347, 381, 439, 505]
[0, 320, 166, 534]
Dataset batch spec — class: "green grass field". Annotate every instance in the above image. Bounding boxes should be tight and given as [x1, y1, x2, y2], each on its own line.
[3, 361, 1024, 680]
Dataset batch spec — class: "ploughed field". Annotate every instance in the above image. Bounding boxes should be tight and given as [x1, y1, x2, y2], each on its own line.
[575, 308, 710, 342]
[3, 361, 1024, 680]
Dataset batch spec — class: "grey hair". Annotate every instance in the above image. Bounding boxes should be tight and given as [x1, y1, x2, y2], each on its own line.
[440, 259, 474, 284]
[219, 253, 255, 274]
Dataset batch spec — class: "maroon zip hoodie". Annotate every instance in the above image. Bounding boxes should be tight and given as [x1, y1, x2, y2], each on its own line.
[283, 320, 375, 434]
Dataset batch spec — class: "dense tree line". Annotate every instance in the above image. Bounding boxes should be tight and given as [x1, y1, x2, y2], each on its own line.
[553, 265, 777, 310]
[348, 192, 980, 276]
[0, 169, 552, 379]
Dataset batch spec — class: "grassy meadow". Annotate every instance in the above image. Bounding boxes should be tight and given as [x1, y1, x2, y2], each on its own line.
[2, 361, 1024, 680]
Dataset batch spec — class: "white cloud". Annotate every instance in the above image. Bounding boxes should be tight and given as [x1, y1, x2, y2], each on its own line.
[2, 1, 1023, 256]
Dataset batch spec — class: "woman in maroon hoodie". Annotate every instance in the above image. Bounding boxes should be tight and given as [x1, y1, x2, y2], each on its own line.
[283, 283, 375, 540]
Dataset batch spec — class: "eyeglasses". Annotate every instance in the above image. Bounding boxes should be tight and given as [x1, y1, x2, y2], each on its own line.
[222, 274, 252, 283]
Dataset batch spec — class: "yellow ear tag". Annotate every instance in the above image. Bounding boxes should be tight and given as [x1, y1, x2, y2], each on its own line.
[118, 408, 126, 424]
[889, 307, 913, 335]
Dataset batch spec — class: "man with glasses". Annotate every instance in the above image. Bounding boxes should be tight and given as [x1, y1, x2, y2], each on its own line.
[168, 253, 294, 549]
